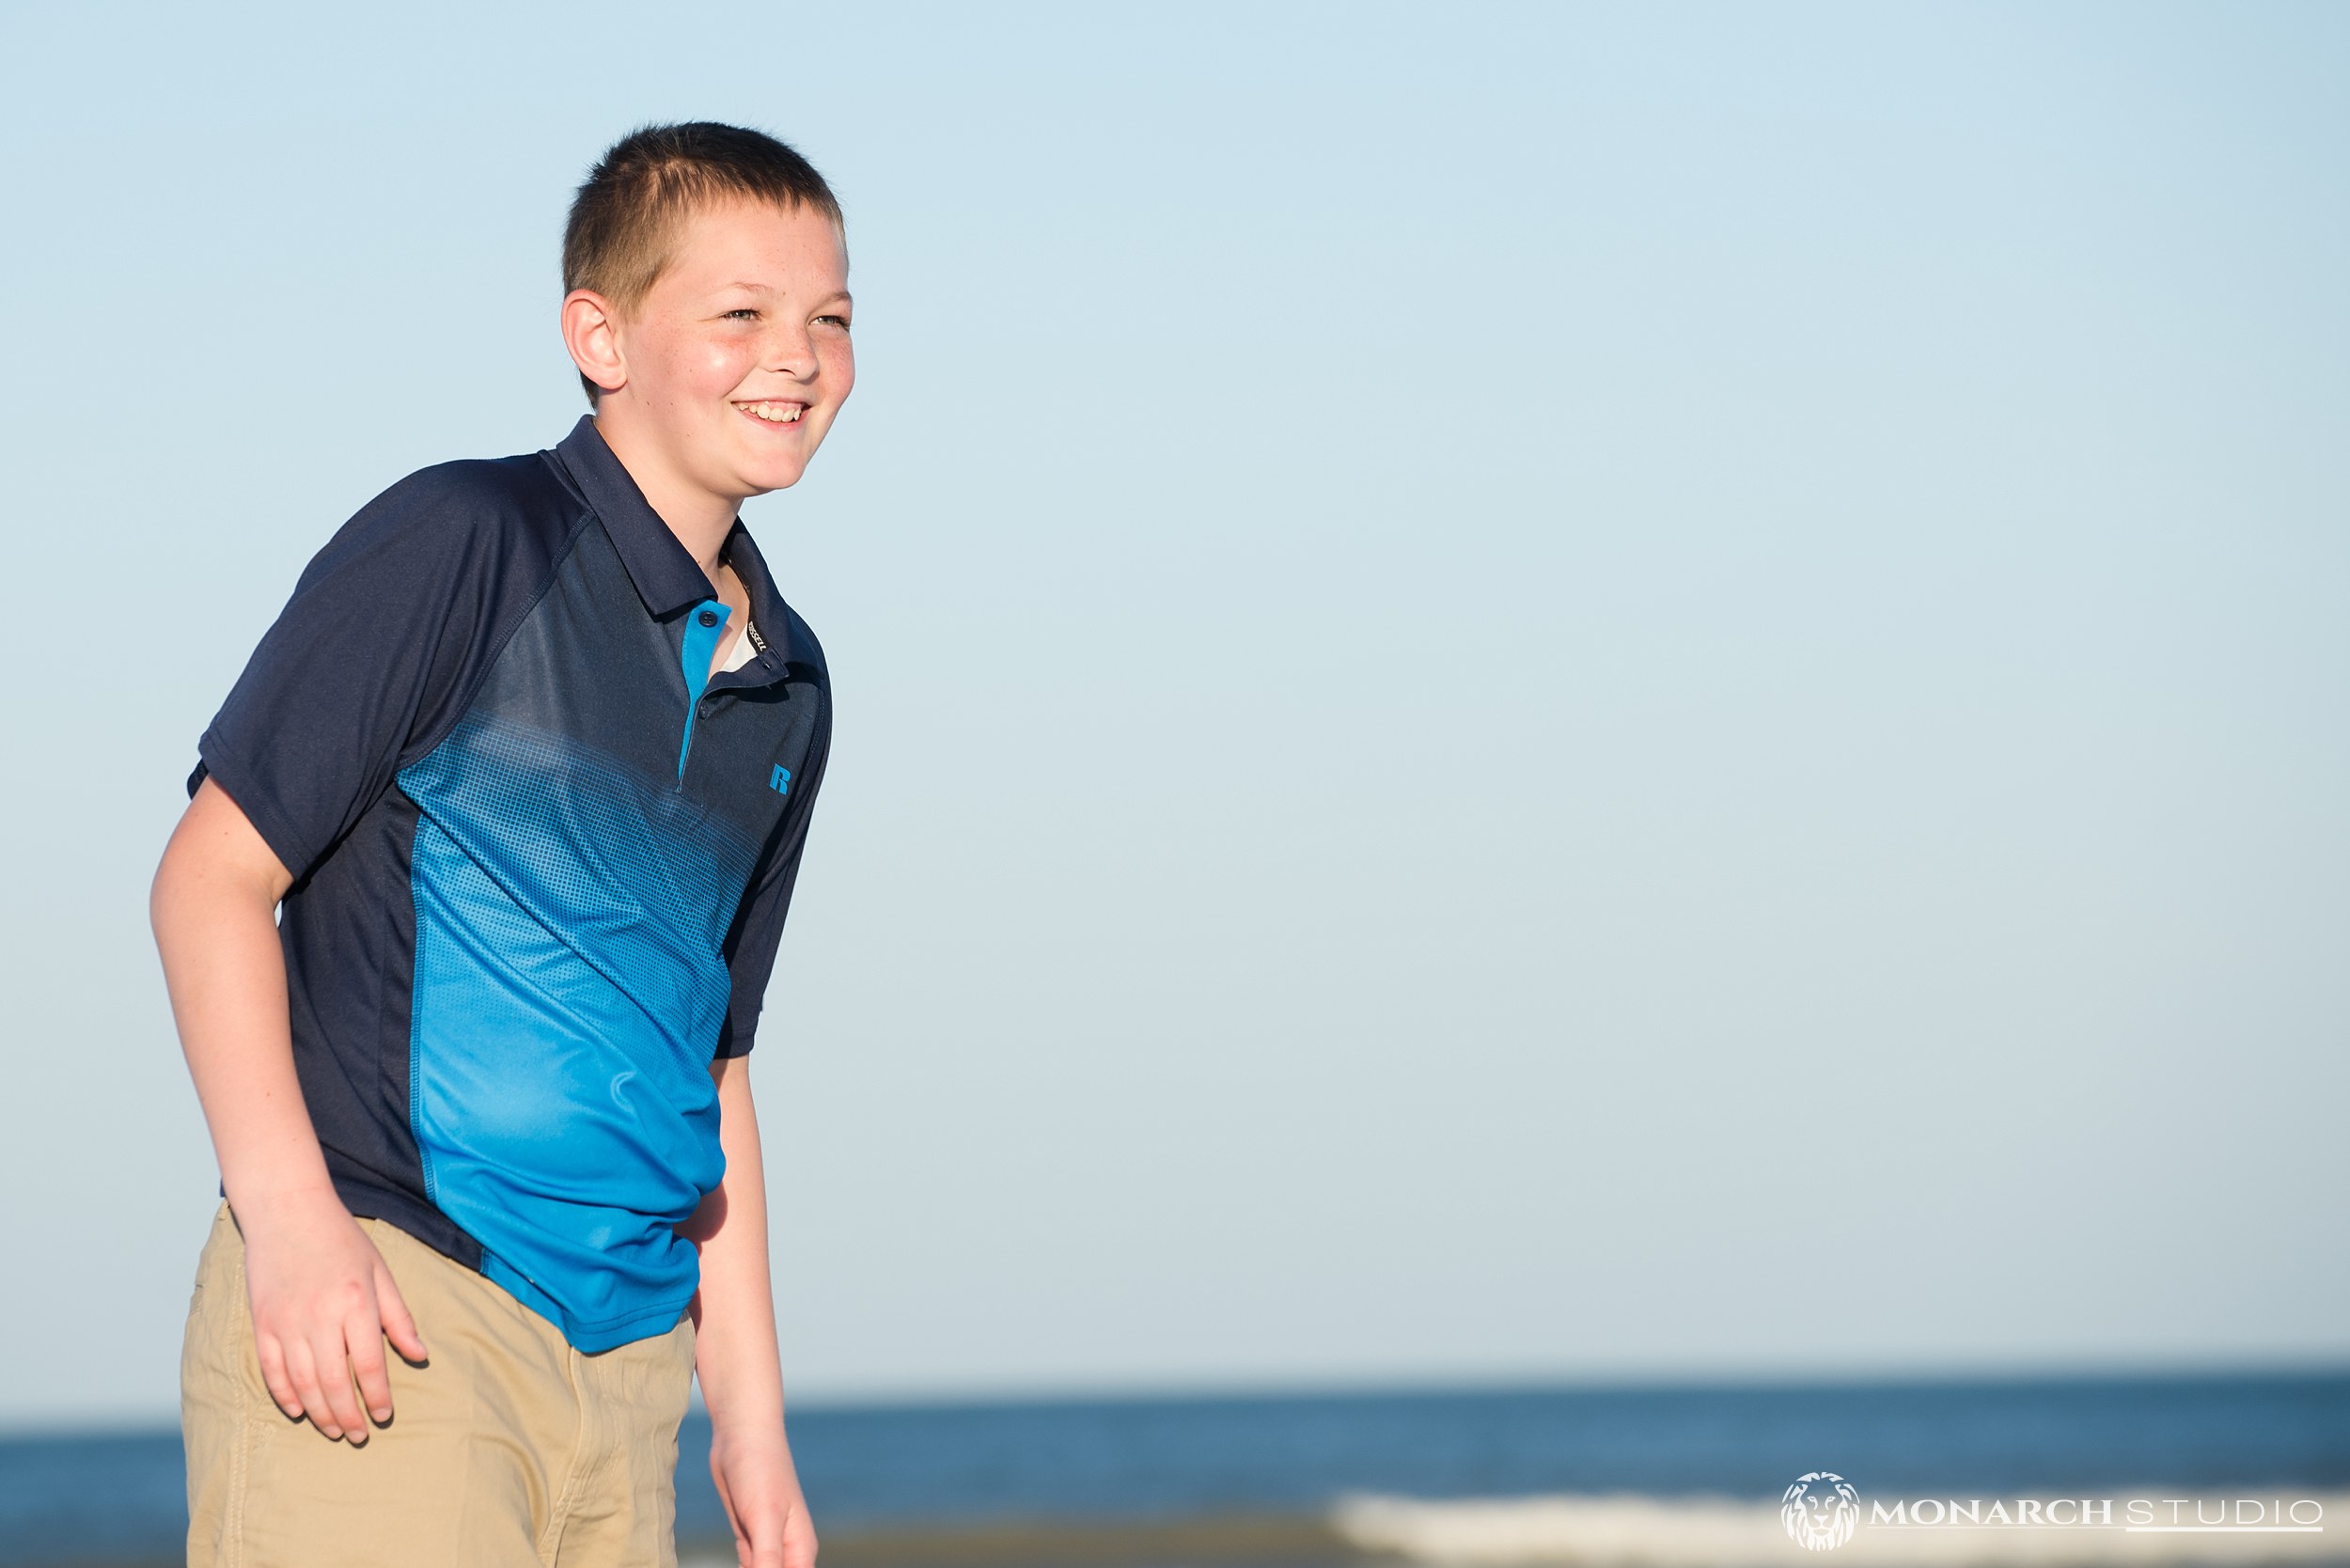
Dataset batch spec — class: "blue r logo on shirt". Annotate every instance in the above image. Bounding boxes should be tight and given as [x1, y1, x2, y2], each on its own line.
[770, 765, 791, 795]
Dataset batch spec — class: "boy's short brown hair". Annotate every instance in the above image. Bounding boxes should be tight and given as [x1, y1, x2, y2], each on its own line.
[563, 121, 844, 403]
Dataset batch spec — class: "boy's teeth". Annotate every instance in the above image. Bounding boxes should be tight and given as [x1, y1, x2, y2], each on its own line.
[744, 401, 802, 423]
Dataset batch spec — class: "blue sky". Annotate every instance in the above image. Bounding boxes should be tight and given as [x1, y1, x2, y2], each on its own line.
[1, 2, 2344, 1427]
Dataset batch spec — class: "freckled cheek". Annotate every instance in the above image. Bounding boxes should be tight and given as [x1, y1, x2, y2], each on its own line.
[695, 340, 762, 400]
[632, 337, 738, 410]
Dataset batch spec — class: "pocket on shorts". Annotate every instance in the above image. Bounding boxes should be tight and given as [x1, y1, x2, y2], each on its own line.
[181, 1202, 259, 1422]
[187, 1200, 233, 1304]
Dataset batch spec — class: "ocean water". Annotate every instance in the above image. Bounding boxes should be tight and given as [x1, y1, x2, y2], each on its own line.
[2, 1371, 2344, 1567]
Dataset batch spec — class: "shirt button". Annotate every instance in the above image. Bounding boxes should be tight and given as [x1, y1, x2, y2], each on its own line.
[697, 609, 719, 627]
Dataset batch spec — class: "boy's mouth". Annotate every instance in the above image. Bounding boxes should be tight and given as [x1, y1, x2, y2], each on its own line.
[736, 400, 807, 426]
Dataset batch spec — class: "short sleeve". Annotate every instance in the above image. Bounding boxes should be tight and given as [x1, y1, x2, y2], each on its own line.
[192, 462, 560, 882]
[714, 712, 833, 1058]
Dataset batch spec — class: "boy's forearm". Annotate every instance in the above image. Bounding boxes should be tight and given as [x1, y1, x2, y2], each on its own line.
[151, 783, 337, 1221]
[690, 1058, 789, 1441]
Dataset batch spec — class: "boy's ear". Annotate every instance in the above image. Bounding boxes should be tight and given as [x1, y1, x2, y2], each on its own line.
[561, 290, 628, 397]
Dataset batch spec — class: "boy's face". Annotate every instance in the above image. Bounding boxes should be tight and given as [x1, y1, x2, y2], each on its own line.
[595, 197, 854, 504]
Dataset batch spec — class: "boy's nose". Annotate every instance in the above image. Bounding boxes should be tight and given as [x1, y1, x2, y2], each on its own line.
[763, 323, 819, 378]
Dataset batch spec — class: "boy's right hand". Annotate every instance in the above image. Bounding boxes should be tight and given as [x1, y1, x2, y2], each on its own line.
[238, 1192, 429, 1445]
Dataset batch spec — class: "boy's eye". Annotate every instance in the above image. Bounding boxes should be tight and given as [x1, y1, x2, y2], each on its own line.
[721, 308, 760, 321]
[815, 314, 851, 329]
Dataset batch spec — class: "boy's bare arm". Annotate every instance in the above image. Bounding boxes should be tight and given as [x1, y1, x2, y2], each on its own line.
[151, 777, 427, 1445]
[686, 1056, 817, 1568]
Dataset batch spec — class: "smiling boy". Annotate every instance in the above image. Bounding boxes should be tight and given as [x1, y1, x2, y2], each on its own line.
[150, 123, 852, 1568]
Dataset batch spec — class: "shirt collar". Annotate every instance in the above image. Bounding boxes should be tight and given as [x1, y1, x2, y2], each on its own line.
[717, 521, 802, 674]
[553, 415, 723, 618]
[549, 415, 802, 675]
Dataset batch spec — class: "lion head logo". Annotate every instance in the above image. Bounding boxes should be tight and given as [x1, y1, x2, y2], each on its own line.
[1782, 1472, 1861, 1551]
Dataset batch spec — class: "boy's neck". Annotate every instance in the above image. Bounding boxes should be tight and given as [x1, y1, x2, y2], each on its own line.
[590, 411, 737, 579]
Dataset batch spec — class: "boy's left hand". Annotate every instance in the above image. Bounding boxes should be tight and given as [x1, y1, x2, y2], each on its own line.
[709, 1425, 818, 1568]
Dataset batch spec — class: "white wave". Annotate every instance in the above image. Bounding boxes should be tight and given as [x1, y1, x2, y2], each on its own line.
[1331, 1490, 2350, 1567]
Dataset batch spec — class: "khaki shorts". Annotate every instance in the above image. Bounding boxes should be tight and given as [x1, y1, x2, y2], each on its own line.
[181, 1199, 697, 1568]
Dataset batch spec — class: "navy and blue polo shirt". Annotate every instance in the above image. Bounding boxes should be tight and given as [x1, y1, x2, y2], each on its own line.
[190, 415, 832, 1353]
